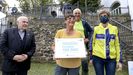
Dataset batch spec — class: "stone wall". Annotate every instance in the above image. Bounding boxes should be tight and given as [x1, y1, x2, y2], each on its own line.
[29, 19, 65, 62]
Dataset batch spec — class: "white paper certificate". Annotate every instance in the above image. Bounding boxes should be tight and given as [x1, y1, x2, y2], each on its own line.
[54, 38, 87, 58]
[128, 61, 133, 75]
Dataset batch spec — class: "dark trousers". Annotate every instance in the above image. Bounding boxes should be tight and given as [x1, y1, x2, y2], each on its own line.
[92, 56, 116, 75]
[2, 70, 28, 75]
[81, 58, 89, 75]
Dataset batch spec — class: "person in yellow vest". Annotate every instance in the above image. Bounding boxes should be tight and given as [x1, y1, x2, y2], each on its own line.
[89, 9, 122, 75]
[73, 8, 93, 75]
[52, 14, 84, 75]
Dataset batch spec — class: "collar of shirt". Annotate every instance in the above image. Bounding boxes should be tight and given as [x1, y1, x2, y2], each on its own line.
[18, 29, 25, 40]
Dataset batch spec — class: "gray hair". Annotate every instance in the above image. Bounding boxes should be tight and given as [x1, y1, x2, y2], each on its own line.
[73, 8, 82, 15]
[17, 16, 28, 22]
[97, 9, 110, 17]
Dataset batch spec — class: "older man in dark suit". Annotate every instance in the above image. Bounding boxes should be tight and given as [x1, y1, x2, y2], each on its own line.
[0, 16, 36, 75]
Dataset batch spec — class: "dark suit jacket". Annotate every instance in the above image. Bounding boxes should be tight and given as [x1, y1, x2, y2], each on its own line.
[0, 28, 36, 72]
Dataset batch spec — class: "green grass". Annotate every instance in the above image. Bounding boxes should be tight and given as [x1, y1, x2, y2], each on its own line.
[0, 63, 128, 75]
[29, 63, 128, 75]
[29, 63, 56, 75]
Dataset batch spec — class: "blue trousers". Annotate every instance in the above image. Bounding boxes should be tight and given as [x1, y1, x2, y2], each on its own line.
[92, 56, 116, 75]
[55, 65, 80, 75]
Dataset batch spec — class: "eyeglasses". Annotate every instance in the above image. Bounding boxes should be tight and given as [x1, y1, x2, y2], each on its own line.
[67, 17, 75, 20]
[22, 21, 28, 23]
[100, 15, 108, 17]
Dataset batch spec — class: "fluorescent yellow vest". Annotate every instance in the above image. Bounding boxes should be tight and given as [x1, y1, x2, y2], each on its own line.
[90, 23, 121, 62]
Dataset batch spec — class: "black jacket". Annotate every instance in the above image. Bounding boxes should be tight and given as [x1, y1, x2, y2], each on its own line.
[0, 28, 36, 72]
